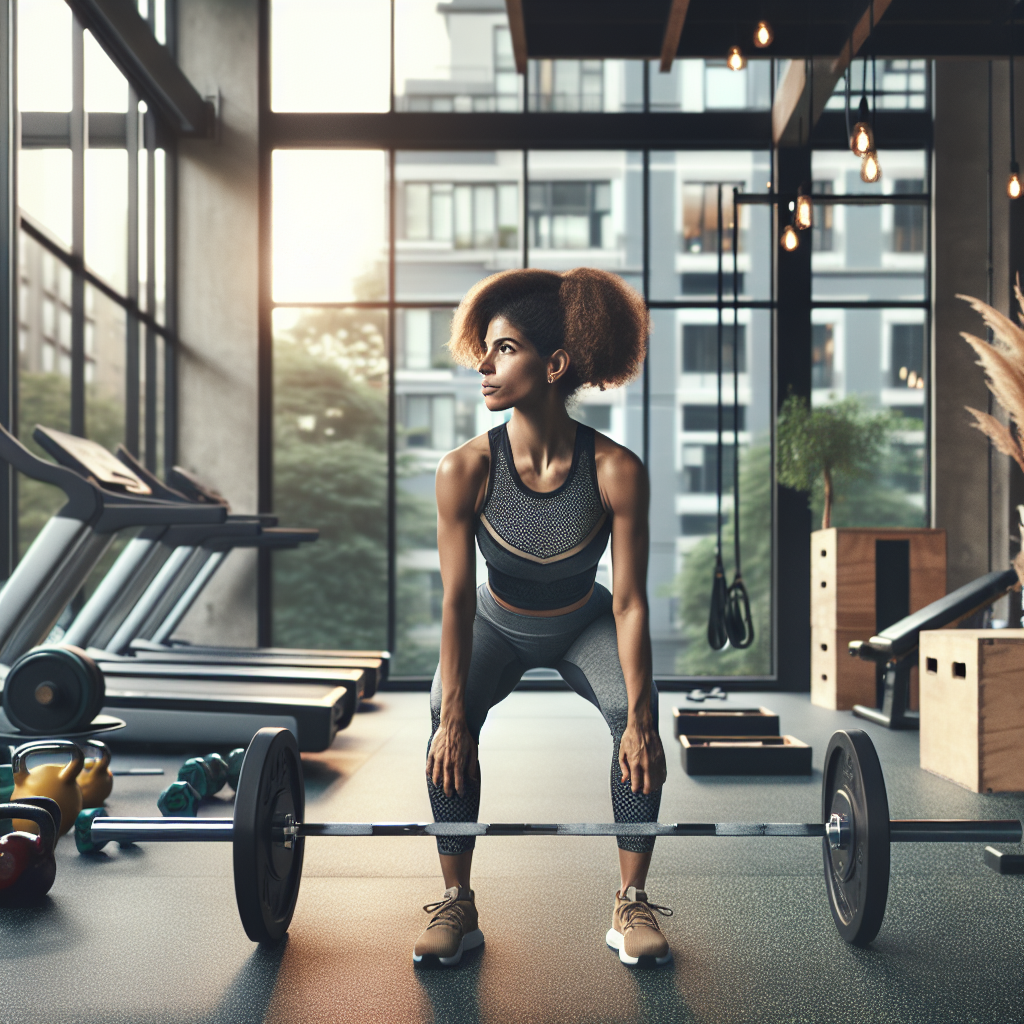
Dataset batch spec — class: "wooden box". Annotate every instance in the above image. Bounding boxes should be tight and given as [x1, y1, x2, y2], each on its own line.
[810, 527, 945, 709]
[672, 707, 780, 737]
[919, 629, 1024, 793]
[678, 735, 812, 776]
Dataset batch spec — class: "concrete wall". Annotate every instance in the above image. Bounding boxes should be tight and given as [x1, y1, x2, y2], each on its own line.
[173, 0, 260, 644]
[933, 60, 1016, 594]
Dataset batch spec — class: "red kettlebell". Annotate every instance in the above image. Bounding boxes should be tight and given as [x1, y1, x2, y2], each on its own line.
[0, 801, 58, 902]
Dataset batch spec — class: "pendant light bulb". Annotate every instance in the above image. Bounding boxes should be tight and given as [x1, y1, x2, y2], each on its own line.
[780, 222, 799, 251]
[795, 188, 813, 231]
[1009, 162, 1022, 200]
[727, 46, 746, 72]
[850, 97, 874, 156]
[753, 21, 773, 48]
[860, 150, 881, 184]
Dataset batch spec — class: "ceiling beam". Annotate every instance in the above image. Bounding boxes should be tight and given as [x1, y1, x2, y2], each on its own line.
[506, 0, 529, 74]
[772, 0, 893, 147]
[64, 0, 213, 137]
[659, 0, 691, 72]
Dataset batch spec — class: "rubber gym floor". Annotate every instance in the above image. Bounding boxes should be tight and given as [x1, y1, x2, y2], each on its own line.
[0, 689, 1021, 1024]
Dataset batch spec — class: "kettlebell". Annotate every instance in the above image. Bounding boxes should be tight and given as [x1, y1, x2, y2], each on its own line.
[0, 801, 58, 902]
[79, 739, 113, 808]
[12, 740, 84, 837]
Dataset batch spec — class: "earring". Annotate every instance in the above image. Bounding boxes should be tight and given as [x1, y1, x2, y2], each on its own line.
[548, 375, 554, 383]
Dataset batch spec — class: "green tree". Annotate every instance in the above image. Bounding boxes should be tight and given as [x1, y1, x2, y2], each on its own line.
[777, 394, 901, 529]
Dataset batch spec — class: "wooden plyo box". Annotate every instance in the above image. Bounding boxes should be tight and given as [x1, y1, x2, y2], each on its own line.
[810, 527, 946, 709]
[671, 707, 780, 737]
[919, 629, 1024, 793]
[678, 735, 812, 776]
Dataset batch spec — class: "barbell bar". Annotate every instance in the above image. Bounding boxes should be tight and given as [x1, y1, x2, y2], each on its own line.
[78, 727, 1023, 950]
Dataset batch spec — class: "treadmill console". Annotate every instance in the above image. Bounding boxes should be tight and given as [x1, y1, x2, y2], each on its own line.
[34, 426, 152, 496]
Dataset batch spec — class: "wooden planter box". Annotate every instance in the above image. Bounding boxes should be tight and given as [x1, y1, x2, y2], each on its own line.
[672, 707, 780, 737]
[919, 629, 1024, 793]
[678, 735, 812, 776]
[811, 527, 946, 710]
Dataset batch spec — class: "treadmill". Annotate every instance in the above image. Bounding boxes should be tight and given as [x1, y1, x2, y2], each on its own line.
[75, 444, 389, 694]
[0, 425, 354, 751]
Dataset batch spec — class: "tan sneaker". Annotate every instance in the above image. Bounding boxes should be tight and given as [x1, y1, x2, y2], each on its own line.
[606, 886, 673, 966]
[412, 886, 484, 967]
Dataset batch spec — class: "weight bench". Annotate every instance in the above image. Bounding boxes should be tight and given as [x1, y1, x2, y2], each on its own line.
[847, 567, 1021, 729]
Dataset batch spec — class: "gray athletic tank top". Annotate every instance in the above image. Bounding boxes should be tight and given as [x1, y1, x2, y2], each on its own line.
[476, 422, 611, 611]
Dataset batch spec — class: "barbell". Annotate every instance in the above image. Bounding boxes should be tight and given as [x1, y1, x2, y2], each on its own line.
[79, 727, 1022, 948]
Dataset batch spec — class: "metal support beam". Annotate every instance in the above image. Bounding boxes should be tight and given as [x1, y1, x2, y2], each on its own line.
[772, 0, 893, 147]
[505, 0, 528, 75]
[658, 0, 690, 72]
[0, 0, 16, 577]
[64, 0, 213, 137]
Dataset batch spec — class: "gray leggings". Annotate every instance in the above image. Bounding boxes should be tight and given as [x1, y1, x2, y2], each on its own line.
[427, 583, 661, 855]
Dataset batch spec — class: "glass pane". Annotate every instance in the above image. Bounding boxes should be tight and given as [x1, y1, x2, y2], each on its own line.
[526, 150, 643, 296]
[396, 151, 523, 302]
[85, 149, 128, 292]
[527, 60, 643, 112]
[273, 150, 388, 302]
[18, 0, 71, 112]
[394, 307, 487, 674]
[137, 143, 149, 314]
[19, 149, 72, 247]
[17, 233, 72, 556]
[272, 307, 389, 649]
[656, 306, 773, 676]
[271, 0, 390, 112]
[154, 149, 166, 324]
[85, 284, 126, 449]
[649, 150, 773, 302]
[395, 0, 521, 112]
[154, 334, 165, 476]
[825, 58, 929, 112]
[810, 308, 926, 527]
[650, 58, 772, 112]
[811, 151, 927, 303]
[84, 29, 129, 112]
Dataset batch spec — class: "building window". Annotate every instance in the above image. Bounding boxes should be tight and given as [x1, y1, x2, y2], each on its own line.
[892, 179, 925, 253]
[682, 405, 746, 432]
[493, 27, 519, 110]
[681, 447, 736, 496]
[812, 180, 834, 252]
[812, 323, 835, 388]
[402, 309, 454, 370]
[404, 182, 518, 250]
[680, 512, 724, 535]
[682, 182, 741, 253]
[528, 181, 611, 249]
[682, 324, 746, 373]
[891, 323, 925, 389]
[401, 394, 456, 451]
[529, 59, 604, 112]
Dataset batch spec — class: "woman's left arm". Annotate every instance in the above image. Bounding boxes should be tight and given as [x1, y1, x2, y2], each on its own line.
[597, 440, 667, 796]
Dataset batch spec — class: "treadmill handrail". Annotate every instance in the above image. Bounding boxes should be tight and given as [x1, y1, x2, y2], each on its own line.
[850, 568, 1020, 662]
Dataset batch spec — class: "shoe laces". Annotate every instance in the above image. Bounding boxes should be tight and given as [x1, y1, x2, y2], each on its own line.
[621, 897, 673, 933]
[422, 890, 469, 931]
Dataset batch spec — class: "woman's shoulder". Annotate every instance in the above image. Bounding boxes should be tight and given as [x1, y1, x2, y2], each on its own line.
[592, 430, 647, 508]
[435, 431, 493, 492]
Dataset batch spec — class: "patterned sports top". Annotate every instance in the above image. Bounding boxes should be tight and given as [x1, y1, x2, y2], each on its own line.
[476, 422, 611, 611]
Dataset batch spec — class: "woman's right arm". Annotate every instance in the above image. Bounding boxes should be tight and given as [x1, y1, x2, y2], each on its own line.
[426, 441, 489, 798]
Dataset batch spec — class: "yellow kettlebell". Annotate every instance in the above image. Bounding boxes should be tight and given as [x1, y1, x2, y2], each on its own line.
[12, 740, 84, 837]
[79, 739, 113, 808]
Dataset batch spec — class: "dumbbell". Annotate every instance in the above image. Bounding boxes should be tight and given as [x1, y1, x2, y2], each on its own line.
[157, 749, 245, 818]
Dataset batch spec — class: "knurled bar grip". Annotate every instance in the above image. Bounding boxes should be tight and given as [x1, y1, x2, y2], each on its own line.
[92, 818, 1023, 844]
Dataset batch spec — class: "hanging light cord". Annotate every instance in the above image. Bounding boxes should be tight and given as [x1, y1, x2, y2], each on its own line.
[724, 191, 754, 649]
[707, 184, 729, 651]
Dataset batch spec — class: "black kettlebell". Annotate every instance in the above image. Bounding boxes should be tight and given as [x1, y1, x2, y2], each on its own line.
[0, 800, 58, 903]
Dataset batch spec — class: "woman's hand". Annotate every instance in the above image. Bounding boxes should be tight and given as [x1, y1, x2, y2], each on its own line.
[618, 714, 667, 795]
[427, 715, 479, 798]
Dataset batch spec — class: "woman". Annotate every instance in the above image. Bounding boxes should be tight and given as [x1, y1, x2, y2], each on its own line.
[413, 267, 670, 969]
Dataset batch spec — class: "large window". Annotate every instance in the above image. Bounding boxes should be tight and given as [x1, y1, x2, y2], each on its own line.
[14, 0, 177, 559]
[267, 3, 932, 683]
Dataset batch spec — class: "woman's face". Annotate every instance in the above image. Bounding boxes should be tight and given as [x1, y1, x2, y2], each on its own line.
[476, 315, 549, 412]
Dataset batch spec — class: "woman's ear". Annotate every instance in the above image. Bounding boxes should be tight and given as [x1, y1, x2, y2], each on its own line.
[547, 348, 571, 382]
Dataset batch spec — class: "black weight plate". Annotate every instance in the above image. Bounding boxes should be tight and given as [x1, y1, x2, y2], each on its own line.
[821, 730, 890, 946]
[233, 727, 305, 943]
[2, 647, 100, 735]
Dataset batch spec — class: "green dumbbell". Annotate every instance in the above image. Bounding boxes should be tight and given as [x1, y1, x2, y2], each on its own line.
[177, 758, 215, 799]
[75, 806, 109, 854]
[202, 753, 229, 795]
[225, 748, 246, 792]
[157, 780, 201, 817]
